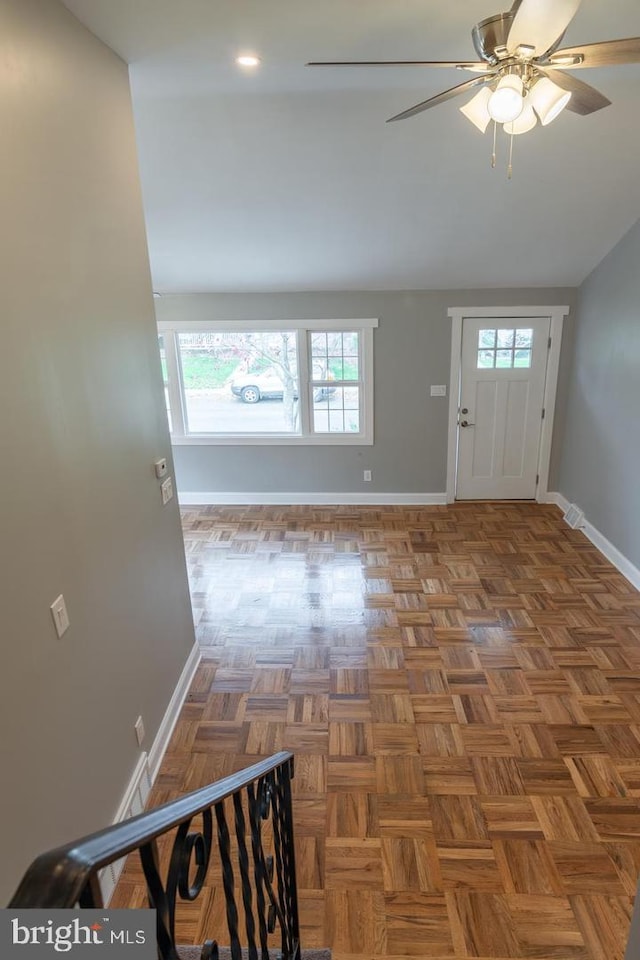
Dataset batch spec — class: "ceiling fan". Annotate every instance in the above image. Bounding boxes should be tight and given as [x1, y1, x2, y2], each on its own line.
[308, 0, 640, 173]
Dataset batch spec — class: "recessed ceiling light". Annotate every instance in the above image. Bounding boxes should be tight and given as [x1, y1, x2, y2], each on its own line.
[236, 55, 260, 68]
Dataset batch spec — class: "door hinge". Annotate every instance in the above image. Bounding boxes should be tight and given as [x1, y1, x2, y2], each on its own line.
[541, 407, 545, 419]
[536, 473, 539, 485]
[548, 336, 552, 349]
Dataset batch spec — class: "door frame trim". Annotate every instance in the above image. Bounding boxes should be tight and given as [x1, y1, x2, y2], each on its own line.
[446, 305, 569, 503]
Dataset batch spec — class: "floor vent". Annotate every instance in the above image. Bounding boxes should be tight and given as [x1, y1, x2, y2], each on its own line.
[564, 503, 585, 529]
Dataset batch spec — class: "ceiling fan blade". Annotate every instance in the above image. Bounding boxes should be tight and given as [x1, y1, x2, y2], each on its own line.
[386, 75, 494, 122]
[508, 0, 582, 56]
[307, 60, 491, 72]
[541, 67, 612, 114]
[546, 37, 640, 69]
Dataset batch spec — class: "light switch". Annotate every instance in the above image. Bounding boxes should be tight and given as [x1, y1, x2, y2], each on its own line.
[50, 594, 70, 638]
[161, 476, 174, 505]
[134, 715, 145, 746]
[430, 384, 447, 397]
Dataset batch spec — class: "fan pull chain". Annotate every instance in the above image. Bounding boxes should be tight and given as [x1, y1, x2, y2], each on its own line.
[507, 130, 514, 180]
[491, 120, 497, 169]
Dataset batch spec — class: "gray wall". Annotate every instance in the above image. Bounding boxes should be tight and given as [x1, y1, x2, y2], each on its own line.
[0, 0, 195, 902]
[157, 289, 576, 496]
[555, 218, 640, 569]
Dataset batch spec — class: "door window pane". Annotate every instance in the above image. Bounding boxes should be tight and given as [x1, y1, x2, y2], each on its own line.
[177, 331, 299, 434]
[477, 326, 533, 369]
[514, 349, 532, 368]
[497, 329, 514, 348]
[516, 328, 533, 348]
[478, 329, 496, 349]
[477, 350, 495, 369]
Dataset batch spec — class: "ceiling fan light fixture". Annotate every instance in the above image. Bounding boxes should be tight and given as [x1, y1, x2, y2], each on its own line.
[515, 44, 536, 59]
[548, 54, 583, 66]
[503, 98, 538, 135]
[459, 86, 492, 132]
[488, 74, 524, 123]
[236, 55, 261, 68]
[530, 76, 572, 125]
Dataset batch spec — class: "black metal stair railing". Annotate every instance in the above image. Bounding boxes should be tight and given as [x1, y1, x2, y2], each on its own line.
[9, 751, 301, 960]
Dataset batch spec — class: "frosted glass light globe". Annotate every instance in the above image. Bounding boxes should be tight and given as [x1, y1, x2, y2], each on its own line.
[488, 75, 524, 123]
[504, 99, 538, 135]
[459, 87, 492, 133]
[530, 77, 572, 125]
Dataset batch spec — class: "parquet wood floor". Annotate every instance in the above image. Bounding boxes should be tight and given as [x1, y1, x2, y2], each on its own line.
[112, 502, 640, 959]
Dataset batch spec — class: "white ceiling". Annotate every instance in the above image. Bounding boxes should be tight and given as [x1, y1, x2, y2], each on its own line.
[61, 0, 640, 292]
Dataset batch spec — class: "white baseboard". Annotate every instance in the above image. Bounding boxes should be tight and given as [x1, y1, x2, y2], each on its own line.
[99, 751, 152, 904]
[547, 492, 584, 530]
[148, 641, 202, 782]
[100, 641, 201, 904]
[545, 491, 571, 513]
[113, 752, 153, 826]
[547, 491, 640, 592]
[178, 491, 447, 506]
[582, 519, 640, 592]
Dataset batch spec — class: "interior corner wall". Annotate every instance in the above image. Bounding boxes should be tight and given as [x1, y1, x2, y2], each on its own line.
[553, 218, 640, 570]
[157, 288, 577, 497]
[0, 0, 195, 903]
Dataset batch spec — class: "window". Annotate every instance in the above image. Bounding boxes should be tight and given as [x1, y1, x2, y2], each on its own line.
[158, 334, 172, 431]
[477, 328, 533, 369]
[158, 319, 377, 444]
[178, 330, 299, 435]
[310, 331, 360, 434]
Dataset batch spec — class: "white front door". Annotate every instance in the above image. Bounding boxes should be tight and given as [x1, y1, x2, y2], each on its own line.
[456, 316, 550, 500]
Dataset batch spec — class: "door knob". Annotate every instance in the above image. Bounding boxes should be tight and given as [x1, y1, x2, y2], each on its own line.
[460, 420, 475, 427]
[461, 407, 468, 414]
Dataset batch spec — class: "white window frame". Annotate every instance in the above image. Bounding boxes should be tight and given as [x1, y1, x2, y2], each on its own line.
[157, 319, 377, 445]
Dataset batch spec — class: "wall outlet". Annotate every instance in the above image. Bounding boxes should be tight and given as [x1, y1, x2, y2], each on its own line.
[161, 476, 174, 505]
[134, 715, 145, 747]
[50, 594, 70, 638]
[363, 470, 372, 482]
[430, 384, 447, 397]
[154, 457, 168, 478]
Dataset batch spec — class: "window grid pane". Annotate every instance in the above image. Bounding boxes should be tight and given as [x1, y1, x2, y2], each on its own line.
[514, 349, 532, 368]
[477, 350, 495, 369]
[311, 332, 327, 357]
[310, 331, 359, 384]
[178, 330, 299, 434]
[479, 329, 497, 349]
[313, 386, 360, 434]
[309, 332, 361, 435]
